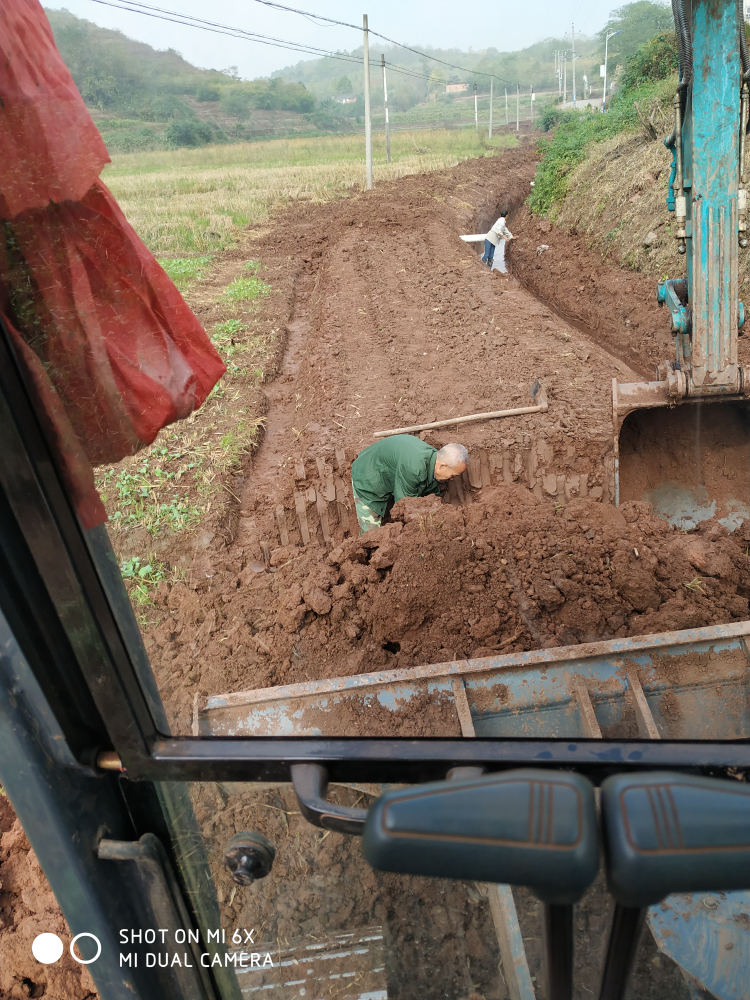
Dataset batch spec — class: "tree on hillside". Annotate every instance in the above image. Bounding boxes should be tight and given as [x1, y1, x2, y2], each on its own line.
[334, 75, 353, 94]
[598, 2, 674, 68]
[428, 69, 446, 93]
[620, 31, 678, 91]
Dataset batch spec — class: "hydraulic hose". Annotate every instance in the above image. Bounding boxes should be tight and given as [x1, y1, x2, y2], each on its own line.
[671, 0, 686, 85]
[674, 0, 692, 91]
[738, 0, 750, 81]
[666, 0, 692, 149]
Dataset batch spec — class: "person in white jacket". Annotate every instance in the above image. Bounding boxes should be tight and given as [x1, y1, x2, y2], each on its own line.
[481, 209, 513, 273]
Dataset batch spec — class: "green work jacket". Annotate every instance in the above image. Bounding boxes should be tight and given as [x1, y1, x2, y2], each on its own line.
[351, 435, 441, 516]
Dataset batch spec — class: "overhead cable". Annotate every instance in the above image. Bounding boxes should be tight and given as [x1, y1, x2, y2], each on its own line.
[248, 0, 509, 83]
[85, 0, 434, 81]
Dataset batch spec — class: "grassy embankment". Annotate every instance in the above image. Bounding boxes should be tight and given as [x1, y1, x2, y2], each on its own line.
[101, 129, 517, 615]
[527, 30, 689, 280]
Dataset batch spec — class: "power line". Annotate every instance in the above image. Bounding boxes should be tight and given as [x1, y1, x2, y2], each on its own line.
[85, 0, 434, 82]
[248, 0, 509, 83]
[88, 0, 507, 86]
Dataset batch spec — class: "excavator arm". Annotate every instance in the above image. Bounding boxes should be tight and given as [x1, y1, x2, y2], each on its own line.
[615, 0, 750, 530]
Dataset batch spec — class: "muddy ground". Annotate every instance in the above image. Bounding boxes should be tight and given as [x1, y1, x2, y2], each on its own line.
[124, 140, 750, 737]
[5, 138, 745, 998]
[0, 797, 98, 1000]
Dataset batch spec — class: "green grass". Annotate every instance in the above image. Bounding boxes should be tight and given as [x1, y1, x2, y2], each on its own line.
[159, 255, 213, 289]
[120, 556, 165, 604]
[225, 272, 271, 304]
[529, 75, 676, 217]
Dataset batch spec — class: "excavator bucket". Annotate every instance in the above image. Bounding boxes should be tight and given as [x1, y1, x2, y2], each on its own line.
[614, 384, 750, 531]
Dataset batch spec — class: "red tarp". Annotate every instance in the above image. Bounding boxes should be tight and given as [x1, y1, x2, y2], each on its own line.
[0, 0, 226, 528]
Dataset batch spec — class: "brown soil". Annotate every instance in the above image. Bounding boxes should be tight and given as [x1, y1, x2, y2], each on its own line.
[510, 204, 750, 376]
[6, 138, 737, 997]
[193, 781, 508, 999]
[152, 488, 750, 736]
[620, 401, 750, 517]
[107, 138, 749, 738]
[0, 798, 97, 1000]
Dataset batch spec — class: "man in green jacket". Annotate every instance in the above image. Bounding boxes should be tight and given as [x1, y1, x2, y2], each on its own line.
[351, 436, 468, 534]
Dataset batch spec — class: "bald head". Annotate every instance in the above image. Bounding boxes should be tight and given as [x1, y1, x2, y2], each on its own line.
[435, 443, 468, 481]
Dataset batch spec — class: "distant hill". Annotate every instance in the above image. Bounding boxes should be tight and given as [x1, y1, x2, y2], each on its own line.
[274, 36, 604, 116]
[42, 6, 653, 153]
[45, 7, 322, 152]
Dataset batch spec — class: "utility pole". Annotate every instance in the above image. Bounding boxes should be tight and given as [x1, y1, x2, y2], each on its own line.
[531, 85, 534, 124]
[381, 54, 391, 163]
[563, 50, 567, 103]
[474, 83, 478, 130]
[516, 83, 519, 131]
[571, 22, 576, 107]
[602, 29, 621, 114]
[489, 76, 493, 139]
[363, 14, 372, 190]
[505, 86, 508, 125]
[557, 51, 562, 95]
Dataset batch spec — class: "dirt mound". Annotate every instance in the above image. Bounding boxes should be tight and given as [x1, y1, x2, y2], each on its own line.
[150, 490, 749, 730]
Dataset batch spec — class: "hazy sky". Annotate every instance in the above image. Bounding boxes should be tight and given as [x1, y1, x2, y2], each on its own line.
[46, 1, 628, 79]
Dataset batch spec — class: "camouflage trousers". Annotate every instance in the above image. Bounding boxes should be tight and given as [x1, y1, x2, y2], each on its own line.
[352, 481, 382, 535]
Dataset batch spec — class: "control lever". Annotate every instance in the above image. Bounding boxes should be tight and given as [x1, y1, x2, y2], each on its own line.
[362, 767, 599, 905]
[598, 772, 750, 1000]
[444, 766, 572, 999]
[291, 764, 368, 835]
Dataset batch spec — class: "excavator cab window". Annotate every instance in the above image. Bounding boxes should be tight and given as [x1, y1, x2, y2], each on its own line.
[2, 2, 750, 1000]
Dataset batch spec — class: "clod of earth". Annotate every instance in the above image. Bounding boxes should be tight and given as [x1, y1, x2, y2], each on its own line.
[148, 492, 750, 734]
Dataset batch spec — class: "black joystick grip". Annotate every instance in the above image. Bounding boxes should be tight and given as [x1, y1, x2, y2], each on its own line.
[363, 767, 599, 904]
[602, 771, 750, 907]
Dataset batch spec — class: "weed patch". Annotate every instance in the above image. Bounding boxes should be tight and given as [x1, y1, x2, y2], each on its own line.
[225, 273, 271, 304]
[159, 255, 213, 289]
[120, 556, 165, 604]
[99, 451, 203, 535]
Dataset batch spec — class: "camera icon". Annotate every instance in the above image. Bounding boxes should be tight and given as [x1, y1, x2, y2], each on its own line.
[32, 932, 101, 965]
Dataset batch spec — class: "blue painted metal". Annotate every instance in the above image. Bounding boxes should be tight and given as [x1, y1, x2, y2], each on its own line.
[657, 278, 691, 334]
[649, 891, 750, 1000]
[202, 623, 750, 741]
[665, 142, 677, 212]
[677, 0, 741, 387]
[641, 483, 750, 532]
